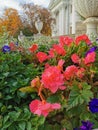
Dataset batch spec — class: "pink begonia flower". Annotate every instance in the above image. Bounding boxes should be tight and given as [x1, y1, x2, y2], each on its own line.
[48, 48, 55, 58]
[53, 44, 66, 56]
[76, 68, 85, 78]
[59, 36, 74, 47]
[75, 34, 91, 45]
[36, 52, 48, 63]
[28, 44, 38, 53]
[9, 42, 16, 51]
[58, 59, 65, 70]
[31, 77, 40, 87]
[64, 65, 78, 80]
[84, 52, 96, 65]
[45, 63, 50, 69]
[41, 66, 66, 93]
[29, 99, 61, 117]
[71, 53, 80, 64]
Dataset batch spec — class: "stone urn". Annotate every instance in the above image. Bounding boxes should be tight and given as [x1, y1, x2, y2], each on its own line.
[35, 17, 43, 34]
[74, 0, 98, 36]
[18, 31, 25, 42]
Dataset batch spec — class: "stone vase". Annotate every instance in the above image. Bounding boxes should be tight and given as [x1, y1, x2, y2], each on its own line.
[35, 18, 43, 34]
[74, 0, 98, 36]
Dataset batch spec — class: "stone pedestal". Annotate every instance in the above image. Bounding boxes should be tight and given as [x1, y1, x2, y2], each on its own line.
[33, 33, 43, 40]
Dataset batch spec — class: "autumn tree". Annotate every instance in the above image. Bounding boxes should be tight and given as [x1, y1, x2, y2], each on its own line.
[22, 3, 54, 36]
[0, 8, 23, 37]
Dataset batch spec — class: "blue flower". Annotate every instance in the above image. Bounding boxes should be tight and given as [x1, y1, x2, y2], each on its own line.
[2, 45, 11, 53]
[86, 46, 97, 56]
[80, 121, 93, 130]
[89, 98, 98, 113]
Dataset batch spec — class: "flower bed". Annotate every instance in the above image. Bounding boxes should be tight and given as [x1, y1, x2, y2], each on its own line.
[0, 34, 98, 130]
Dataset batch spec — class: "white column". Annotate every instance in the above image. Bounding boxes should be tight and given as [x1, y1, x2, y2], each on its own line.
[56, 11, 59, 36]
[72, 0, 76, 34]
[51, 13, 57, 37]
[65, 4, 70, 35]
[59, 5, 65, 36]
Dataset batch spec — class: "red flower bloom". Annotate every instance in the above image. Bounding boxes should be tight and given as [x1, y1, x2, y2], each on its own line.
[29, 99, 61, 117]
[29, 44, 38, 53]
[36, 52, 48, 63]
[48, 48, 55, 58]
[76, 68, 85, 78]
[53, 44, 66, 56]
[41, 66, 66, 93]
[58, 59, 65, 70]
[59, 36, 74, 47]
[64, 65, 78, 80]
[84, 52, 96, 65]
[71, 53, 80, 64]
[45, 63, 50, 69]
[9, 42, 16, 51]
[31, 77, 40, 88]
[75, 34, 91, 45]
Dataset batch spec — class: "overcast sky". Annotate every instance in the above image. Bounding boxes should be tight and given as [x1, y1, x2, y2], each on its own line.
[0, 0, 50, 16]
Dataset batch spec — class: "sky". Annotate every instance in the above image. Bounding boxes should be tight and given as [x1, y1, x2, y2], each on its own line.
[0, 0, 50, 16]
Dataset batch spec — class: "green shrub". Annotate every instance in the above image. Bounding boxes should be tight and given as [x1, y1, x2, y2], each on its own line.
[0, 51, 44, 130]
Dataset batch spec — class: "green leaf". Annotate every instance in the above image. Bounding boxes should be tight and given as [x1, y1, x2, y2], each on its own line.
[27, 122, 32, 130]
[21, 108, 31, 120]
[8, 111, 21, 121]
[18, 121, 26, 130]
[38, 116, 45, 125]
[80, 112, 93, 121]
[82, 82, 91, 90]
[67, 90, 84, 110]
[31, 116, 45, 128]
[4, 95, 13, 100]
[19, 86, 37, 93]
[61, 119, 73, 130]
[53, 124, 61, 130]
[67, 83, 93, 110]
[39, 124, 53, 130]
[3, 115, 9, 124]
[2, 121, 12, 129]
[0, 116, 3, 128]
[8, 125, 16, 130]
[3, 72, 9, 77]
[47, 94, 62, 103]
[80, 90, 93, 103]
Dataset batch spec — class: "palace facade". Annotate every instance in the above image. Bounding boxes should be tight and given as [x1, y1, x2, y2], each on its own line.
[48, 0, 86, 36]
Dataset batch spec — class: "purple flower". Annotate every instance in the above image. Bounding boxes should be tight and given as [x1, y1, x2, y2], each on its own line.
[15, 42, 18, 46]
[2, 45, 11, 53]
[86, 46, 97, 56]
[73, 128, 78, 130]
[89, 98, 98, 113]
[80, 121, 93, 130]
[96, 38, 98, 41]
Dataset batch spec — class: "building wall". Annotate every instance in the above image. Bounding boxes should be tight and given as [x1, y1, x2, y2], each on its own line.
[48, 0, 86, 36]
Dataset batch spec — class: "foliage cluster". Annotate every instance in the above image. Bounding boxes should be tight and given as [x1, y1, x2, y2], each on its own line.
[0, 8, 22, 37]
[25, 34, 98, 130]
[0, 34, 98, 130]
[0, 3, 53, 37]
[0, 44, 45, 130]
